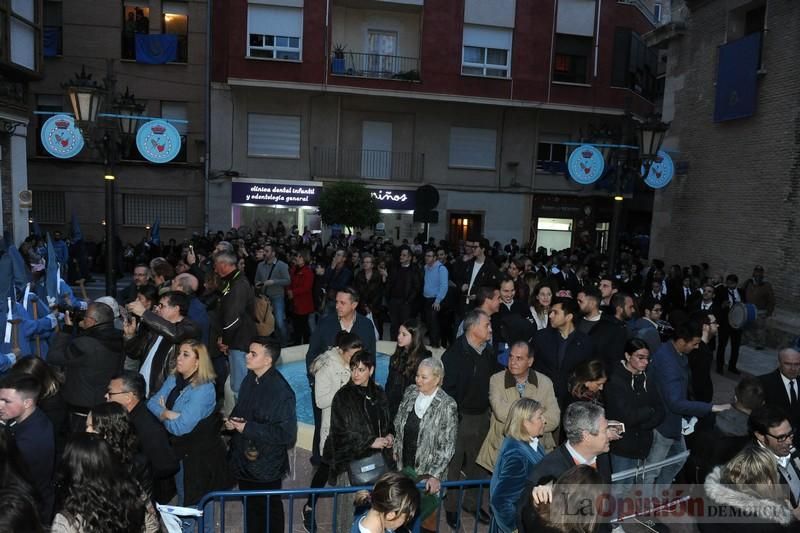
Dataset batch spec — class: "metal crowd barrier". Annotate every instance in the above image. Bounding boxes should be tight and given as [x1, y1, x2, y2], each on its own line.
[196, 479, 490, 533]
[610, 450, 691, 482]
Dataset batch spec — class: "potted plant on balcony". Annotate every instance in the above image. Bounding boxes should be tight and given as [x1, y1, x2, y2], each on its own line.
[331, 43, 346, 75]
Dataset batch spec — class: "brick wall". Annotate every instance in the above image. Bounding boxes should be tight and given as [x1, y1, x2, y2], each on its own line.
[650, 0, 800, 313]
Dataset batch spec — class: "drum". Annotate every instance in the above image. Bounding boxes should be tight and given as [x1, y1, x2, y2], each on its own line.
[729, 302, 758, 329]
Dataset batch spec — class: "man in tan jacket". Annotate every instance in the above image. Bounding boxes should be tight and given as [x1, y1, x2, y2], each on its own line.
[477, 340, 560, 473]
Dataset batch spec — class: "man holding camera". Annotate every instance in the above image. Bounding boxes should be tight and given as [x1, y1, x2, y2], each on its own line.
[48, 302, 125, 432]
[123, 291, 201, 398]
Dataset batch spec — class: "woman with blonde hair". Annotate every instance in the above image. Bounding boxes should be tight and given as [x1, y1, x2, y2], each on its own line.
[147, 339, 229, 531]
[489, 398, 547, 533]
[702, 446, 798, 532]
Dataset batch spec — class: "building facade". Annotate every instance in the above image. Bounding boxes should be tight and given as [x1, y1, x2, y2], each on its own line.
[210, 0, 659, 247]
[26, 0, 207, 245]
[1, 0, 43, 244]
[648, 0, 800, 340]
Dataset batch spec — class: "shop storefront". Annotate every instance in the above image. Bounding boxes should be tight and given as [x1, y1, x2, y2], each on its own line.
[231, 179, 322, 233]
[230, 179, 424, 241]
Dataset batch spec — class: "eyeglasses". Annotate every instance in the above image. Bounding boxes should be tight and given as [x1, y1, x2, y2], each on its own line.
[767, 430, 794, 442]
[106, 391, 130, 397]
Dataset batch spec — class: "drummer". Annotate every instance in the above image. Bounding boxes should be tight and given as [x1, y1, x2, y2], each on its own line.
[714, 274, 744, 375]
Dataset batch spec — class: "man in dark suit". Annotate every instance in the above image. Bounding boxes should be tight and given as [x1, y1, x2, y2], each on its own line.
[457, 237, 500, 317]
[758, 347, 800, 431]
[531, 297, 594, 409]
[519, 402, 613, 532]
[715, 274, 744, 374]
[749, 404, 800, 506]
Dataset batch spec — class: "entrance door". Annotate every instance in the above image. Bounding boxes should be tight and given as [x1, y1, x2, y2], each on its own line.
[361, 121, 392, 179]
[367, 30, 398, 77]
[449, 213, 483, 245]
[535, 217, 573, 253]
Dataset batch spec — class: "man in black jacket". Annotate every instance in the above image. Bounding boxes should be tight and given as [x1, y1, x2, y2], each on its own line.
[48, 302, 124, 432]
[442, 309, 501, 527]
[457, 238, 500, 318]
[532, 297, 594, 409]
[758, 347, 800, 431]
[520, 402, 612, 533]
[124, 291, 200, 398]
[385, 245, 422, 339]
[588, 293, 635, 370]
[214, 251, 256, 397]
[106, 371, 179, 503]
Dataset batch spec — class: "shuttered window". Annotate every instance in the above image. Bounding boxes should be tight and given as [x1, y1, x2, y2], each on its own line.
[247, 4, 302, 60]
[123, 194, 187, 226]
[449, 127, 497, 169]
[248, 113, 301, 158]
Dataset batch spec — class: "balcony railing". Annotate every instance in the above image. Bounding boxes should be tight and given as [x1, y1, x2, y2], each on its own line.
[312, 147, 424, 182]
[330, 51, 421, 81]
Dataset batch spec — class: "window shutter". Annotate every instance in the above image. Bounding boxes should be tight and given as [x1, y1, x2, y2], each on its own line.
[248, 114, 301, 158]
[248, 5, 302, 37]
[449, 127, 497, 169]
[556, 0, 597, 37]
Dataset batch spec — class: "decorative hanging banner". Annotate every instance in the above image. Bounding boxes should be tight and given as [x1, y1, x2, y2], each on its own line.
[567, 144, 605, 185]
[642, 150, 675, 189]
[136, 120, 182, 163]
[40, 114, 84, 159]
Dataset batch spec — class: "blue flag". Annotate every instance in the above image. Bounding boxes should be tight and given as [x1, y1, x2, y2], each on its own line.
[31, 221, 42, 237]
[71, 212, 83, 242]
[151, 216, 161, 246]
[714, 32, 761, 122]
[135, 33, 178, 64]
[46, 233, 59, 302]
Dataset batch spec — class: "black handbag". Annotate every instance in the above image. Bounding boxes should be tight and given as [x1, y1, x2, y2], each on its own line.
[347, 451, 389, 486]
[347, 416, 389, 486]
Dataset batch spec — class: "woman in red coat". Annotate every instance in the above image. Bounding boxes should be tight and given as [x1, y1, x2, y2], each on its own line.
[288, 248, 316, 344]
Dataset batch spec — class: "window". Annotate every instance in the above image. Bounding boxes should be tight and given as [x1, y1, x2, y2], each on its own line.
[553, 34, 592, 84]
[536, 142, 568, 172]
[123, 194, 187, 226]
[611, 29, 657, 100]
[247, 4, 302, 61]
[43, 1, 62, 57]
[726, 1, 765, 68]
[248, 114, 301, 158]
[31, 191, 66, 224]
[122, 3, 150, 60]
[162, 1, 188, 63]
[161, 101, 188, 162]
[449, 127, 497, 169]
[10, 0, 39, 71]
[35, 94, 63, 156]
[653, 3, 662, 23]
[461, 24, 512, 78]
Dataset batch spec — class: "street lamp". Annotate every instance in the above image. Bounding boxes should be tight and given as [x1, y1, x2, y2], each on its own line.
[63, 62, 144, 297]
[592, 113, 669, 272]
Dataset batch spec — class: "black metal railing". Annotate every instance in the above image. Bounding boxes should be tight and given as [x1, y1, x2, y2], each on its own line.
[313, 147, 424, 182]
[330, 51, 420, 81]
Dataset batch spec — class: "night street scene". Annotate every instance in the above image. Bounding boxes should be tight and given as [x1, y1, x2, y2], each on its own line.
[1, 0, 799, 532]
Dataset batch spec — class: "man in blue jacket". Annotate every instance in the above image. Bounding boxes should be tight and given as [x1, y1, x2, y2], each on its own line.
[646, 319, 730, 490]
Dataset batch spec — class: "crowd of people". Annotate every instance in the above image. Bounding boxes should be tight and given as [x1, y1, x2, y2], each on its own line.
[0, 222, 797, 533]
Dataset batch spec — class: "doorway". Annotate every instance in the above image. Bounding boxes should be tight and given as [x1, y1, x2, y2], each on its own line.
[449, 213, 483, 245]
[361, 121, 392, 179]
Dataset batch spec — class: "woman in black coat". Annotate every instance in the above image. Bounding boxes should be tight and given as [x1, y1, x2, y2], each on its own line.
[385, 319, 431, 420]
[328, 350, 394, 533]
[605, 339, 665, 488]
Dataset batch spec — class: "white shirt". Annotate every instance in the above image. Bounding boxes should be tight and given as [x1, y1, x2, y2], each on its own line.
[780, 373, 797, 404]
[468, 259, 484, 293]
[414, 388, 438, 418]
[139, 336, 164, 397]
[565, 441, 597, 466]
[700, 301, 713, 311]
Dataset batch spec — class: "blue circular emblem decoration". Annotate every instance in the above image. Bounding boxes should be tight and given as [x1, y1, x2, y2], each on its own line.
[40, 114, 84, 159]
[136, 119, 181, 164]
[642, 150, 675, 189]
[567, 145, 605, 185]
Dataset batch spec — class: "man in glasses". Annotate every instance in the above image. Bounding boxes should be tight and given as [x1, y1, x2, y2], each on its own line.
[106, 371, 179, 502]
[749, 404, 800, 505]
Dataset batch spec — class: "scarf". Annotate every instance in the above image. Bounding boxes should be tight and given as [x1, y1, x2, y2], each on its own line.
[166, 372, 195, 410]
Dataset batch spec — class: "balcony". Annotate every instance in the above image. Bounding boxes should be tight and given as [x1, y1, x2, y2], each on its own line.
[313, 147, 424, 182]
[330, 51, 420, 81]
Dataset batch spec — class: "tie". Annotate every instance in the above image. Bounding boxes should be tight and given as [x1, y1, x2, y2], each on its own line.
[729, 289, 736, 303]
[791, 380, 798, 408]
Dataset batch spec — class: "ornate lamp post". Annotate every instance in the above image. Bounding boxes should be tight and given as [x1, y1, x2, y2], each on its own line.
[63, 63, 144, 297]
